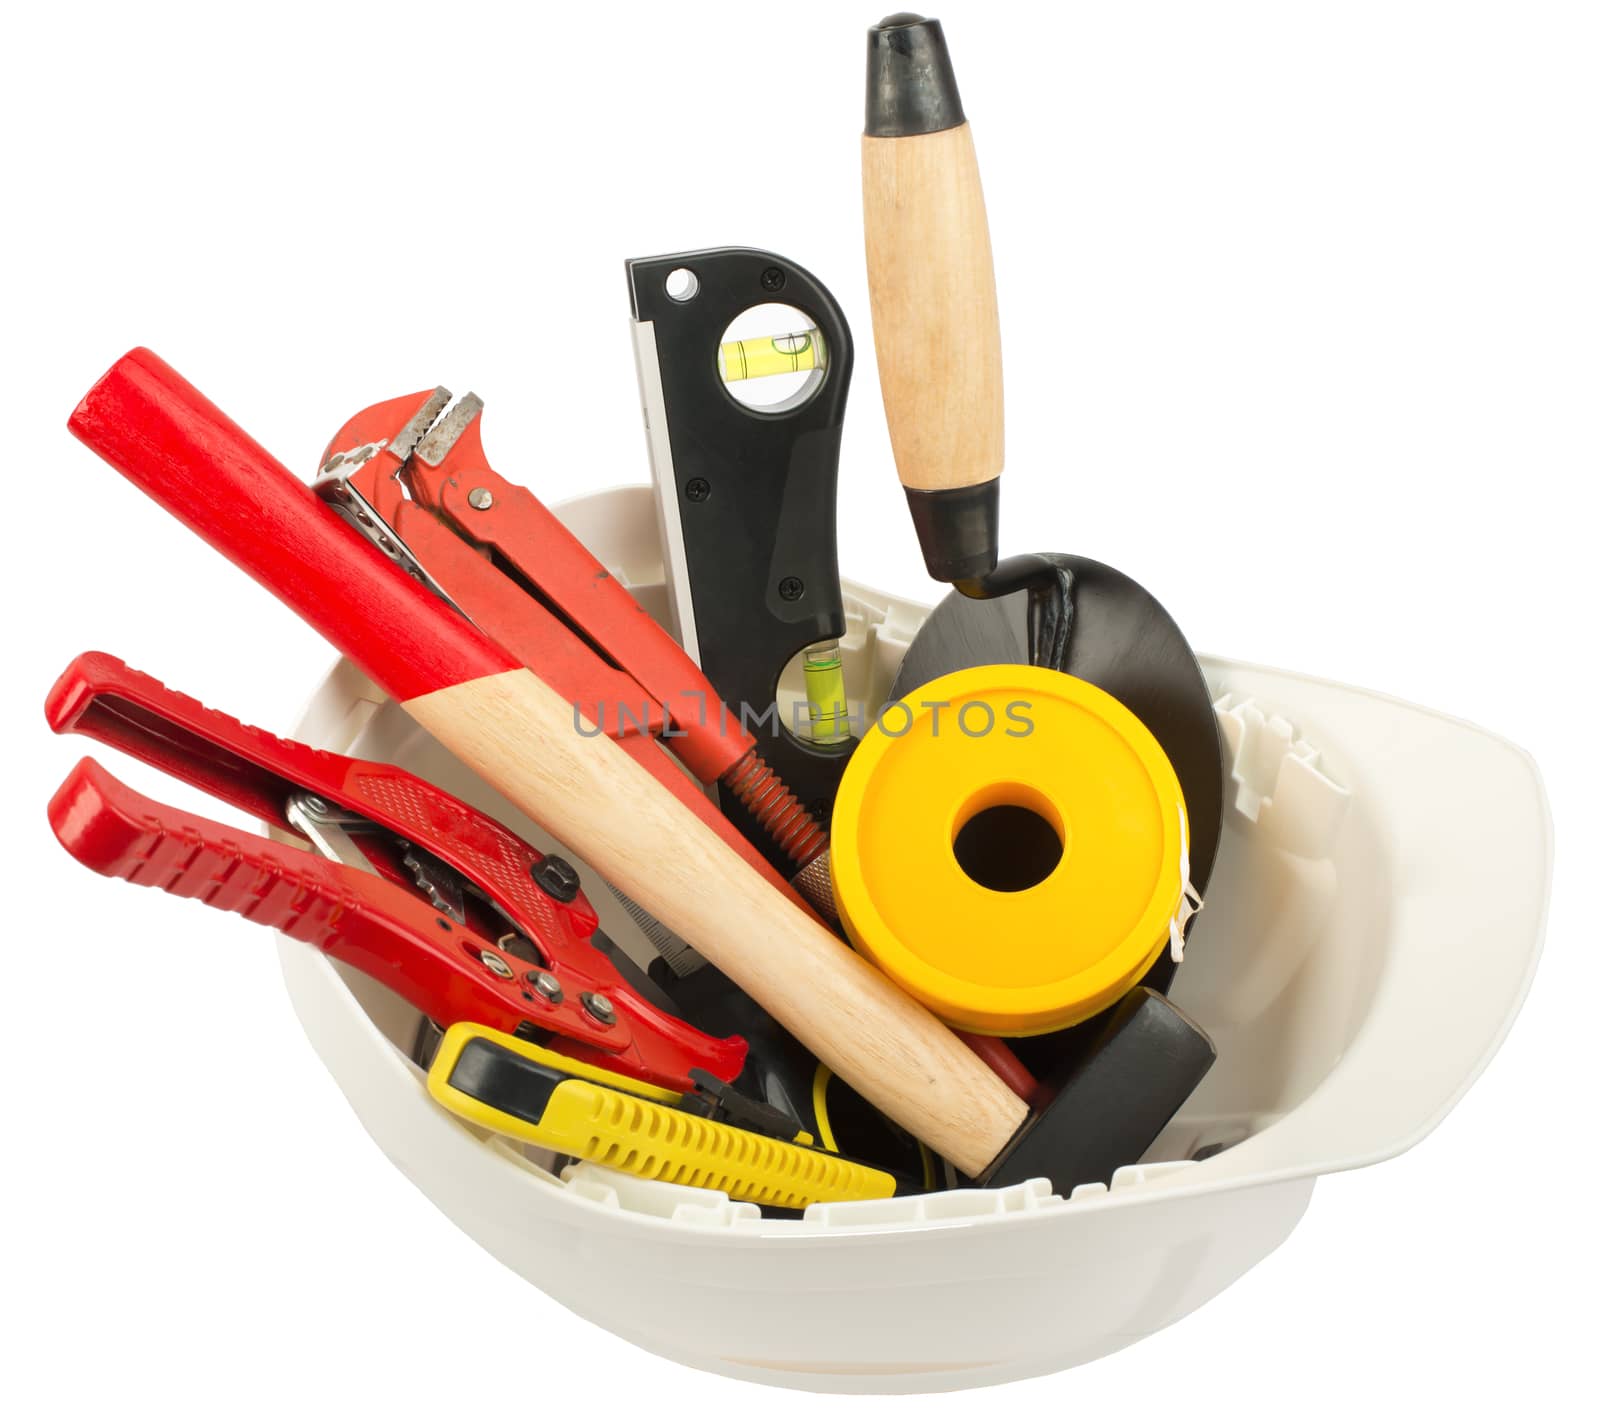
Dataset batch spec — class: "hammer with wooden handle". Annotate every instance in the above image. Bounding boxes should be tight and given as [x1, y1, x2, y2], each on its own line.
[66, 347, 1028, 1177]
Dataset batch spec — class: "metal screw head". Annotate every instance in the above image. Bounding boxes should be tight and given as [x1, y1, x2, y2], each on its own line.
[528, 970, 564, 1003]
[468, 487, 494, 510]
[760, 266, 786, 292]
[778, 576, 805, 602]
[581, 991, 617, 1026]
[685, 478, 711, 503]
[477, 948, 515, 980]
[301, 794, 330, 815]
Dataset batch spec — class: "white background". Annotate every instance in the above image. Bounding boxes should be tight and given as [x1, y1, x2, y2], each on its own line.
[4, 0, 1595, 1420]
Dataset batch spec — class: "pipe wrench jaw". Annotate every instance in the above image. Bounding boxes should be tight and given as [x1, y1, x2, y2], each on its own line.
[314, 387, 497, 542]
[317, 387, 451, 477]
[313, 388, 466, 608]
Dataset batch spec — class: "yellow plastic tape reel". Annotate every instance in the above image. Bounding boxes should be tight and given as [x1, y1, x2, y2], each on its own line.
[830, 665, 1189, 1036]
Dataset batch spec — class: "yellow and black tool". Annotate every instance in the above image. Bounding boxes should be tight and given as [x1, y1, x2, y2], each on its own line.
[427, 1023, 900, 1210]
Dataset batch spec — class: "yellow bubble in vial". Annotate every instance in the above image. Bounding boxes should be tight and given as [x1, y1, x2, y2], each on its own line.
[718, 329, 827, 382]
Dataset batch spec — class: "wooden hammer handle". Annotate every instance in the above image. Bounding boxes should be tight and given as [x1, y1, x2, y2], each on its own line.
[406, 669, 1027, 1173]
[69, 348, 1029, 1176]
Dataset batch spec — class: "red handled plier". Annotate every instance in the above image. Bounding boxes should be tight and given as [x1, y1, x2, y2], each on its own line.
[45, 652, 745, 1092]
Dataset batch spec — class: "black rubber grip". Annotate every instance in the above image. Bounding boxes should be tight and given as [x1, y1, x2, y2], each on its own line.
[865, 14, 966, 138]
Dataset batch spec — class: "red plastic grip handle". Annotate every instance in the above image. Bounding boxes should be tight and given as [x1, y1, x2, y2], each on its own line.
[47, 756, 746, 1088]
[49, 753, 370, 933]
[67, 348, 517, 702]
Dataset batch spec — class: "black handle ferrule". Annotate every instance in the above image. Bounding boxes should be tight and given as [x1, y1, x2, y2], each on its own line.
[904, 479, 999, 583]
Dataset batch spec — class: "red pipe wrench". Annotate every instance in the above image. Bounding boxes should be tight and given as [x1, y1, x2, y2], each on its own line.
[314, 387, 828, 888]
[46, 651, 744, 1092]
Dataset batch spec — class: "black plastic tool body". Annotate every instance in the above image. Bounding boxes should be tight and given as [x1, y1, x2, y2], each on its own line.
[628, 248, 857, 838]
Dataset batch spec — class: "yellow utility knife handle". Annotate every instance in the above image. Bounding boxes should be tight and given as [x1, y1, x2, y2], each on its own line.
[427, 1024, 898, 1210]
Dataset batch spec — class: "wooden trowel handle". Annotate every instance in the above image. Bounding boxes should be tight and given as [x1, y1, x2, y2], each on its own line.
[862, 13, 1003, 582]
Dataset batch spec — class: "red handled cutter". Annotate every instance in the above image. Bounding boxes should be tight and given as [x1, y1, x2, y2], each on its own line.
[45, 651, 745, 1092]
